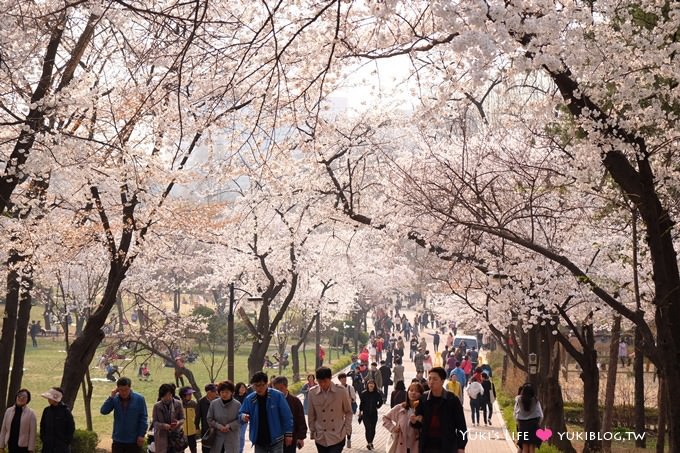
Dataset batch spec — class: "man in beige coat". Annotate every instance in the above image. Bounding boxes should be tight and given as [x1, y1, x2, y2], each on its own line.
[308, 367, 353, 453]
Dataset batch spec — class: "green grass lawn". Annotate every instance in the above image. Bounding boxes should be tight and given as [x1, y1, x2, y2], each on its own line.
[17, 337, 347, 446]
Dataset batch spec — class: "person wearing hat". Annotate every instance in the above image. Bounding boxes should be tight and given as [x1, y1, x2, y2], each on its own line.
[39, 387, 75, 453]
[179, 387, 198, 453]
[0, 389, 37, 453]
[196, 384, 218, 453]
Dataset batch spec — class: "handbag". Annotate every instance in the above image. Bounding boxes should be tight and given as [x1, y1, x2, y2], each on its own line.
[201, 428, 217, 447]
[162, 400, 188, 450]
[169, 429, 189, 450]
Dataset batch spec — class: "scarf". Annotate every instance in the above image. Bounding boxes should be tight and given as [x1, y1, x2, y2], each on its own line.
[9, 404, 23, 447]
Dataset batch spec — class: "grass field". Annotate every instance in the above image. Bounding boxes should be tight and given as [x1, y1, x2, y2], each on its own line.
[13, 334, 348, 448]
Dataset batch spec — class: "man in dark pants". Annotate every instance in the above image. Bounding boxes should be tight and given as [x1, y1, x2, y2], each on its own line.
[100, 377, 148, 453]
[40, 387, 75, 453]
[378, 361, 391, 403]
[413, 367, 467, 453]
[196, 383, 220, 453]
[272, 377, 307, 453]
[239, 372, 294, 453]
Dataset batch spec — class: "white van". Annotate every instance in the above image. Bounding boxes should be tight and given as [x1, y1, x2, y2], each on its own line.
[453, 334, 479, 352]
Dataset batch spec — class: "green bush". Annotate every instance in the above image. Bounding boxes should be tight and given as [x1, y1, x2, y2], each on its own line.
[35, 429, 99, 453]
[72, 429, 99, 453]
[288, 354, 353, 396]
[331, 356, 353, 373]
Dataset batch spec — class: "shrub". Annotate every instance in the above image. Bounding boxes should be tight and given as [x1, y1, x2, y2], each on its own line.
[35, 429, 99, 453]
[72, 429, 99, 453]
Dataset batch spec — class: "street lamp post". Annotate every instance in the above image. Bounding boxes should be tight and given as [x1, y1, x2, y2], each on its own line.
[315, 311, 321, 369]
[228, 282, 236, 383]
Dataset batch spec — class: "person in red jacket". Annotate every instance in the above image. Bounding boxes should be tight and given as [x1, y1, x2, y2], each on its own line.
[319, 346, 326, 366]
[460, 356, 473, 385]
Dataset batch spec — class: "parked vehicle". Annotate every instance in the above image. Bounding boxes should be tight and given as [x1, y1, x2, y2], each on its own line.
[453, 334, 479, 353]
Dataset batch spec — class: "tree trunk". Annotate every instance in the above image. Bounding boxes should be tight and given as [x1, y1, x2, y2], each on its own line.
[538, 326, 575, 453]
[303, 341, 307, 372]
[657, 376, 666, 453]
[248, 340, 270, 378]
[602, 151, 680, 452]
[602, 315, 621, 453]
[0, 252, 21, 413]
[60, 265, 125, 408]
[542, 375, 575, 453]
[175, 366, 202, 399]
[8, 270, 33, 403]
[631, 209, 647, 448]
[581, 358, 602, 453]
[634, 325, 646, 447]
[174, 288, 181, 314]
[292, 344, 301, 382]
[43, 294, 53, 331]
[116, 292, 125, 332]
[81, 368, 94, 431]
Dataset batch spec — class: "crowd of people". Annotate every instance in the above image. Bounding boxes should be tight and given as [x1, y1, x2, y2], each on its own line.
[1, 305, 543, 453]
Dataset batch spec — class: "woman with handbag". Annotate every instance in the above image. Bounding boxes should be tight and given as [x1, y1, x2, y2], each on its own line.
[152, 384, 186, 453]
[359, 379, 383, 450]
[207, 381, 241, 453]
[382, 382, 424, 453]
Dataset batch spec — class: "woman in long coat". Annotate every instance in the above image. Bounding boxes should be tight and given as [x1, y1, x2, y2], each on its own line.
[382, 382, 424, 453]
[152, 384, 185, 453]
[207, 381, 241, 453]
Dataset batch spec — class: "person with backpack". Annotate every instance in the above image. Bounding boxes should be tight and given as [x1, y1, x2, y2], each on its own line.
[466, 379, 484, 427]
[337, 373, 356, 448]
[178, 387, 198, 453]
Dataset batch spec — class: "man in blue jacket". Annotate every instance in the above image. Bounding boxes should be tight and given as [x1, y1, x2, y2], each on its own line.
[100, 377, 148, 453]
[240, 371, 294, 453]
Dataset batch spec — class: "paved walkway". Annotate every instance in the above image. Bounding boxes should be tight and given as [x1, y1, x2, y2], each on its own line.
[242, 307, 515, 453]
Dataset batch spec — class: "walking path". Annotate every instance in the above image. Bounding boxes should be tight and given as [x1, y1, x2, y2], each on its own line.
[242, 306, 516, 453]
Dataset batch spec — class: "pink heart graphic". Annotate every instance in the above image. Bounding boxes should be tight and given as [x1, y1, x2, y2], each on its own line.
[536, 428, 553, 442]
